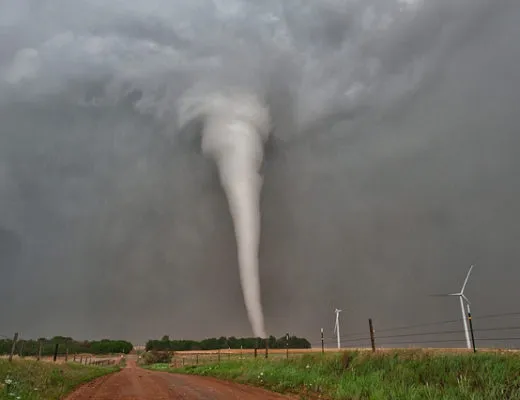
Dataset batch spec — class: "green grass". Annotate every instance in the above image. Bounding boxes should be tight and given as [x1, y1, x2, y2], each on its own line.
[0, 359, 119, 399]
[149, 350, 520, 399]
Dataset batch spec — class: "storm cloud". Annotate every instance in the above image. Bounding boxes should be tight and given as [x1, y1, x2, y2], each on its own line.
[1, 0, 519, 346]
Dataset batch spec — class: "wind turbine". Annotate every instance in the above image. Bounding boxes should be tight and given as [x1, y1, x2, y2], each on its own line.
[333, 309, 342, 350]
[432, 265, 474, 349]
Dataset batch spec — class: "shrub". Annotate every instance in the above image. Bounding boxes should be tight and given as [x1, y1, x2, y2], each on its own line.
[141, 351, 172, 365]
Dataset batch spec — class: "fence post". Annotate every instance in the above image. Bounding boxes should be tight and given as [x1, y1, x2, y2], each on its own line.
[9, 332, 18, 362]
[254, 347, 257, 358]
[19, 340, 25, 358]
[53, 344, 59, 362]
[218, 349, 221, 363]
[65, 347, 69, 362]
[321, 328, 324, 354]
[286, 333, 289, 359]
[467, 305, 477, 353]
[369, 319, 376, 352]
[38, 340, 43, 361]
[265, 338, 269, 359]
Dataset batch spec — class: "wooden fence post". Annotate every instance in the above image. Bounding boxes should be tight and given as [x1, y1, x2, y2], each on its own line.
[19, 341, 25, 358]
[321, 328, 325, 354]
[369, 319, 376, 352]
[8, 332, 18, 362]
[286, 333, 289, 359]
[53, 343, 59, 362]
[38, 340, 43, 361]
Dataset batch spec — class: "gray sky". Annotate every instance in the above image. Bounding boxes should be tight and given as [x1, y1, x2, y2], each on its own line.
[1, 0, 520, 348]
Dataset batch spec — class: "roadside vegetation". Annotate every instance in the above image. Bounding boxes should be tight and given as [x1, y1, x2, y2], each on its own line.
[146, 334, 311, 351]
[0, 337, 133, 358]
[0, 358, 119, 400]
[149, 350, 520, 399]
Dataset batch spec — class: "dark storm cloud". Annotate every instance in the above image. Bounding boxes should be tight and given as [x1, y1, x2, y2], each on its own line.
[1, 0, 519, 346]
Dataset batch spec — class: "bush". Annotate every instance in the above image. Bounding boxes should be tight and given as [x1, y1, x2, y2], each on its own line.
[141, 351, 172, 365]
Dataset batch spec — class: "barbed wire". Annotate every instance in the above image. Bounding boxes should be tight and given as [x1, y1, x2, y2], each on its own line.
[321, 312, 520, 342]
[320, 312, 520, 339]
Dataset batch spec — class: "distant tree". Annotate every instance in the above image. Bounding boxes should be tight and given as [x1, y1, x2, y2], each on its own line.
[0, 337, 133, 356]
[144, 335, 312, 352]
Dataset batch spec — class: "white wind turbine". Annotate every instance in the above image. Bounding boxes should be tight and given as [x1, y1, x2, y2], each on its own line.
[432, 265, 474, 349]
[333, 309, 342, 349]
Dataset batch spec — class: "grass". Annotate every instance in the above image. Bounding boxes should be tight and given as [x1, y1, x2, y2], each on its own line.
[149, 350, 520, 399]
[0, 359, 119, 399]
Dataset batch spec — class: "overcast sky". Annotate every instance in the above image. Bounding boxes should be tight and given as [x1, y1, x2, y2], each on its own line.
[1, 0, 520, 348]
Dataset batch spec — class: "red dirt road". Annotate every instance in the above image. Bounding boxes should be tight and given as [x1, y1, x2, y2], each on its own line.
[64, 358, 293, 400]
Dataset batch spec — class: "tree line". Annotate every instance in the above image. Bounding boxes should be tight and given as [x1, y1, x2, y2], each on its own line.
[0, 336, 133, 356]
[146, 335, 312, 352]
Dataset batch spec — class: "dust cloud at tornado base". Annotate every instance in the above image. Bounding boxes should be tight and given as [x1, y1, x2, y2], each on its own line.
[0, 0, 520, 343]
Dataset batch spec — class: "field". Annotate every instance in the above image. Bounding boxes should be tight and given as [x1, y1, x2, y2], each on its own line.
[0, 358, 120, 399]
[152, 349, 520, 399]
[167, 347, 520, 367]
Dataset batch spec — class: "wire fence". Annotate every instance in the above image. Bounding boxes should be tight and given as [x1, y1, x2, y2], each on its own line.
[0, 333, 122, 365]
[168, 312, 520, 366]
[3, 311, 520, 367]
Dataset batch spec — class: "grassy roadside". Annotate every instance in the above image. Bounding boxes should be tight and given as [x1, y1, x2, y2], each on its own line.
[0, 359, 119, 400]
[148, 350, 520, 399]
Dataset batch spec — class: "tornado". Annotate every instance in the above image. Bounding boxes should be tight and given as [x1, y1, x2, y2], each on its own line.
[179, 90, 270, 338]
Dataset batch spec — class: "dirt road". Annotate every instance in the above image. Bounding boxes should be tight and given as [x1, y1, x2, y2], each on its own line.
[64, 358, 292, 399]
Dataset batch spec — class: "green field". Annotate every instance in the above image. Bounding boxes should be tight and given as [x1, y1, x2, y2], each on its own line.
[150, 350, 520, 399]
[0, 359, 119, 400]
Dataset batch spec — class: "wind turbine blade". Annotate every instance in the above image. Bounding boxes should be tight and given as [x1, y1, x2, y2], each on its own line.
[429, 294, 450, 297]
[460, 265, 474, 294]
[461, 294, 471, 305]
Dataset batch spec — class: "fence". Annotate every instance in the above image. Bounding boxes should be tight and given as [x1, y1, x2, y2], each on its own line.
[317, 311, 520, 352]
[169, 348, 319, 367]
[167, 311, 520, 366]
[4, 310, 520, 367]
[0, 333, 121, 366]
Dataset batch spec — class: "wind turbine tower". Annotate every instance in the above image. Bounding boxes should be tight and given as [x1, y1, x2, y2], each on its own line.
[432, 265, 474, 349]
[333, 309, 342, 350]
[448, 265, 474, 349]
